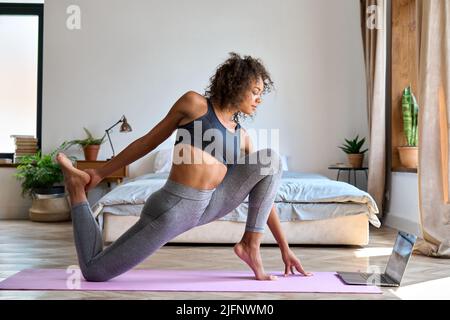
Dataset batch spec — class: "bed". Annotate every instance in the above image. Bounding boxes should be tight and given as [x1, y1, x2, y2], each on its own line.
[91, 168, 380, 247]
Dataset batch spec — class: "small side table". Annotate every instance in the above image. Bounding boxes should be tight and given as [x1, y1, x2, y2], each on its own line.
[328, 165, 368, 188]
[75, 160, 129, 187]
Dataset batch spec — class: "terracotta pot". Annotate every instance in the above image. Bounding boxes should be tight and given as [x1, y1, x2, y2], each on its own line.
[347, 153, 364, 168]
[29, 194, 71, 222]
[398, 146, 418, 169]
[83, 145, 100, 161]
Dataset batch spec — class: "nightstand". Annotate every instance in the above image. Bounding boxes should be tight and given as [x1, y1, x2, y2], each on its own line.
[328, 164, 368, 188]
[75, 160, 129, 186]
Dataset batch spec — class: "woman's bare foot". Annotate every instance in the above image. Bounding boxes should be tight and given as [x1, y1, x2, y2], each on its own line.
[56, 153, 90, 206]
[234, 242, 277, 281]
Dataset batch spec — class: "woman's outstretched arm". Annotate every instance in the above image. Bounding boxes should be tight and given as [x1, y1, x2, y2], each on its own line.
[266, 205, 289, 251]
[267, 206, 311, 276]
[85, 91, 200, 190]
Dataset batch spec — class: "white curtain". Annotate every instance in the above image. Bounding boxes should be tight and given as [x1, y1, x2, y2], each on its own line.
[414, 0, 450, 258]
[360, 0, 387, 214]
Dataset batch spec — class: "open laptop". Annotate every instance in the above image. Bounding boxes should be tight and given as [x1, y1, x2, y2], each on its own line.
[337, 231, 417, 287]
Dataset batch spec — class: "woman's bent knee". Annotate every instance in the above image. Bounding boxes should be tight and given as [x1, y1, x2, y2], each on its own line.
[81, 266, 114, 282]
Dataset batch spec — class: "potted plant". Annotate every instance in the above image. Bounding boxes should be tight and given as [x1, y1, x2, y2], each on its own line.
[66, 127, 106, 161]
[338, 135, 368, 168]
[398, 85, 419, 169]
[14, 143, 75, 222]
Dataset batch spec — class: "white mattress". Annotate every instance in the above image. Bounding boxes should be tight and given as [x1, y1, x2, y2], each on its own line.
[101, 202, 371, 222]
[93, 171, 381, 229]
[102, 213, 370, 245]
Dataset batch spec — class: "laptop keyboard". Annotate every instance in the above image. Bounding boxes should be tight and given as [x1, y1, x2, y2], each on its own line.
[359, 273, 396, 284]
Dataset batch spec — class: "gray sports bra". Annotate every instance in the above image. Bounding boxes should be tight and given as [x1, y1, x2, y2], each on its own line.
[174, 98, 241, 165]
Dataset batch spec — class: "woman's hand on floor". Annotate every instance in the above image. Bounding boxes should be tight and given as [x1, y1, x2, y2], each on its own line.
[84, 169, 103, 191]
[281, 249, 313, 277]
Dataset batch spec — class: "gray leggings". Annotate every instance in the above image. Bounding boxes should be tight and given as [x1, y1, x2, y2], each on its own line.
[71, 149, 282, 282]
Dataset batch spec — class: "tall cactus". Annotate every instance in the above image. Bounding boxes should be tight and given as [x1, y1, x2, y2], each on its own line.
[401, 86, 419, 147]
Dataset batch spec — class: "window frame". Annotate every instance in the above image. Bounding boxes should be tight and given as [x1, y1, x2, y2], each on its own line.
[0, 3, 44, 152]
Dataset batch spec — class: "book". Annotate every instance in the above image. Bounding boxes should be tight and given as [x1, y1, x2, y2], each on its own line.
[15, 151, 37, 154]
[14, 139, 38, 143]
[15, 147, 38, 150]
[15, 148, 38, 152]
[11, 135, 38, 143]
[10, 135, 35, 139]
[15, 153, 37, 157]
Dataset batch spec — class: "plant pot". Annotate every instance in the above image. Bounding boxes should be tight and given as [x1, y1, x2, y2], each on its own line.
[34, 186, 65, 195]
[347, 153, 364, 168]
[398, 146, 418, 169]
[29, 193, 71, 222]
[83, 145, 100, 161]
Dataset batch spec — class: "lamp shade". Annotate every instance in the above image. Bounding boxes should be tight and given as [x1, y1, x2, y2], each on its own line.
[120, 116, 132, 132]
[105, 115, 133, 159]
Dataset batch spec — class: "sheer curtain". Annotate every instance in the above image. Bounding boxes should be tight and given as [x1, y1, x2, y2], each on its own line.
[360, 0, 387, 214]
[414, 0, 450, 257]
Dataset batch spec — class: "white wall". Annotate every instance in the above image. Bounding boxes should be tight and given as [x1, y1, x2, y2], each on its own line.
[0, 169, 31, 219]
[1, 0, 370, 219]
[42, 0, 368, 181]
[384, 173, 421, 236]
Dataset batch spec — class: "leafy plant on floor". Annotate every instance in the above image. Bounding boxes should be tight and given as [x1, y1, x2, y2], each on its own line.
[14, 142, 76, 198]
[338, 135, 368, 154]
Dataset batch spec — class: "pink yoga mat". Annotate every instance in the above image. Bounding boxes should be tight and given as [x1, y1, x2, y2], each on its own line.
[0, 269, 381, 294]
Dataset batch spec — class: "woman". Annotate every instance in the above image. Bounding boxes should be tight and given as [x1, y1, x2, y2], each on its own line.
[57, 52, 311, 282]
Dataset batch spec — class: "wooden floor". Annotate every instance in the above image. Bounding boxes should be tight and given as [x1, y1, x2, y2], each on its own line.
[0, 220, 449, 300]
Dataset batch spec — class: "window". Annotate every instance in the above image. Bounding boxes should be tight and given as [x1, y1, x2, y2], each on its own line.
[0, 3, 43, 153]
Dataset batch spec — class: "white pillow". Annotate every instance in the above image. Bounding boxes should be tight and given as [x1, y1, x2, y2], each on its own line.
[281, 155, 289, 171]
[153, 148, 173, 173]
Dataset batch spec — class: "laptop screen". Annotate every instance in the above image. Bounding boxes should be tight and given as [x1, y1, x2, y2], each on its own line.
[385, 231, 417, 283]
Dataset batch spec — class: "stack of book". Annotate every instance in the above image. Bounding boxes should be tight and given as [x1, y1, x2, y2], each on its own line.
[10, 135, 39, 163]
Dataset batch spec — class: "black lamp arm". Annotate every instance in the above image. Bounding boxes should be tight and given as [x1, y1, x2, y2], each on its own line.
[105, 116, 125, 158]
[105, 129, 116, 158]
[105, 116, 125, 132]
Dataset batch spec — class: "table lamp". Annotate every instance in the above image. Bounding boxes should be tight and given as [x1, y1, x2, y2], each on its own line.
[105, 115, 132, 159]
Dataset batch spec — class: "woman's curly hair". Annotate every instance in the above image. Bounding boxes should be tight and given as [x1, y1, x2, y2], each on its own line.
[204, 52, 274, 124]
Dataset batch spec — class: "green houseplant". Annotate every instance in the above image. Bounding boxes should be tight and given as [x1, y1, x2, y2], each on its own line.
[66, 127, 106, 161]
[15, 151, 64, 198]
[398, 85, 419, 169]
[338, 135, 368, 168]
[14, 143, 75, 222]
